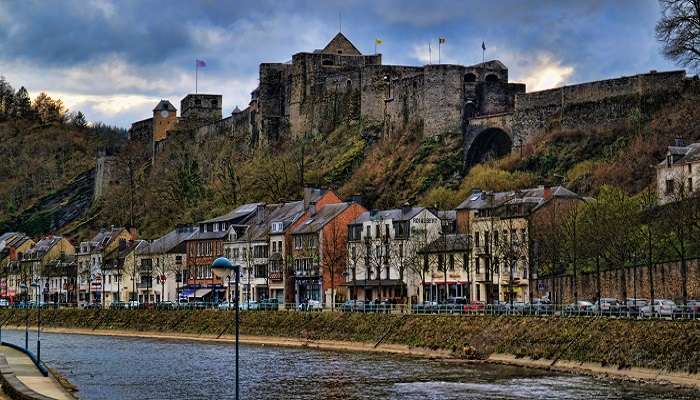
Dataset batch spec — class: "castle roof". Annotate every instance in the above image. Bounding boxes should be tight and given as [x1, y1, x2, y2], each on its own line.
[153, 100, 176, 112]
[232, 106, 242, 114]
[322, 32, 362, 56]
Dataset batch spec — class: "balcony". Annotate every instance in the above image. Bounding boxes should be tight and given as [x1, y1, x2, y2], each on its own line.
[295, 268, 320, 278]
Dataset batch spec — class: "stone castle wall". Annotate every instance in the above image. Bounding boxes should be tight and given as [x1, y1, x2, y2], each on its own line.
[532, 258, 700, 303]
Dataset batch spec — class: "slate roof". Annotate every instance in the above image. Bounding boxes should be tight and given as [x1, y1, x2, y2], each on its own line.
[238, 204, 284, 242]
[200, 203, 262, 224]
[88, 227, 128, 251]
[140, 226, 198, 255]
[322, 32, 362, 55]
[351, 207, 426, 224]
[153, 100, 176, 112]
[267, 201, 305, 233]
[456, 186, 581, 211]
[660, 143, 700, 166]
[24, 236, 66, 260]
[292, 203, 350, 235]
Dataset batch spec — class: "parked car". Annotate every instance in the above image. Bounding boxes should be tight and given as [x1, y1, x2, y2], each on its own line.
[258, 298, 280, 311]
[413, 301, 438, 314]
[340, 300, 364, 312]
[83, 302, 101, 310]
[218, 301, 236, 310]
[530, 298, 553, 314]
[564, 300, 593, 315]
[157, 301, 176, 310]
[109, 301, 128, 310]
[0, 299, 10, 308]
[241, 301, 259, 311]
[298, 299, 322, 311]
[685, 300, 700, 316]
[442, 297, 469, 314]
[592, 298, 623, 315]
[640, 299, 677, 317]
[505, 301, 528, 314]
[626, 298, 648, 315]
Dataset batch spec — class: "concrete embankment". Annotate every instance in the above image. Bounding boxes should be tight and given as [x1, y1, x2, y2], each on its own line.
[2, 309, 699, 389]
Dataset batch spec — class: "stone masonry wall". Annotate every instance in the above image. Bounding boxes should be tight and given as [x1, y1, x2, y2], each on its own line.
[532, 258, 700, 303]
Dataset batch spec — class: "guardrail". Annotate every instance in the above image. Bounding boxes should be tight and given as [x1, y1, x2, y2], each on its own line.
[5, 301, 699, 320]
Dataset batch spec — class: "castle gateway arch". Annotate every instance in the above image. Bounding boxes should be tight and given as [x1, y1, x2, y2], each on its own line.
[464, 114, 514, 168]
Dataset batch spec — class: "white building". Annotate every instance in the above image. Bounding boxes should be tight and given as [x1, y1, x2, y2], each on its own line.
[345, 206, 442, 303]
[656, 139, 700, 204]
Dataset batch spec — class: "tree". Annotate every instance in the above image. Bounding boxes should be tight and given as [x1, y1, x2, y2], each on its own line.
[33, 92, 65, 123]
[14, 87, 31, 119]
[656, 0, 700, 71]
[70, 111, 88, 129]
[322, 218, 349, 310]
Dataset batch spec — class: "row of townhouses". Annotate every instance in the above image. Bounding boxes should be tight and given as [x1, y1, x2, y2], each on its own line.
[1, 139, 696, 307]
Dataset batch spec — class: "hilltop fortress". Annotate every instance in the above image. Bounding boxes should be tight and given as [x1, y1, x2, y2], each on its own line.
[127, 33, 698, 168]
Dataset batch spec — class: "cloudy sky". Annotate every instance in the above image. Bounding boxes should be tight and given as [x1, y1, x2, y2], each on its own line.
[0, 0, 678, 128]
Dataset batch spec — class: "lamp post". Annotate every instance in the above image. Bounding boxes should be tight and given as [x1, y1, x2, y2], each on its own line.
[20, 283, 28, 349]
[211, 257, 239, 400]
[30, 281, 41, 363]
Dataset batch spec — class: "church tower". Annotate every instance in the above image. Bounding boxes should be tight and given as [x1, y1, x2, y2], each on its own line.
[152, 100, 177, 142]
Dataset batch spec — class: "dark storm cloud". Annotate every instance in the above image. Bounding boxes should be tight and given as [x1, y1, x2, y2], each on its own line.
[0, 0, 678, 127]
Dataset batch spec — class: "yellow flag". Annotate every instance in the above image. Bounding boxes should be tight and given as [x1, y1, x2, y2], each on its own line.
[375, 38, 383, 45]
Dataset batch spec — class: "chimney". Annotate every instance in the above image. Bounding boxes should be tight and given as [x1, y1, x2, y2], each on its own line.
[401, 202, 412, 215]
[303, 187, 319, 210]
[129, 227, 138, 241]
[543, 185, 552, 200]
[256, 204, 267, 224]
[309, 201, 317, 217]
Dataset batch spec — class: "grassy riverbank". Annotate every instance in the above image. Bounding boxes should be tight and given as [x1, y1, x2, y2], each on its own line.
[2, 309, 698, 374]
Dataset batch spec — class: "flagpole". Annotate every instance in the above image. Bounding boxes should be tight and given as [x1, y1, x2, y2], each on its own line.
[438, 42, 441, 64]
[195, 60, 198, 94]
[428, 42, 432, 65]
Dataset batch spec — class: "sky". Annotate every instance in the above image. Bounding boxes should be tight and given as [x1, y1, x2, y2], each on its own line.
[0, 0, 679, 128]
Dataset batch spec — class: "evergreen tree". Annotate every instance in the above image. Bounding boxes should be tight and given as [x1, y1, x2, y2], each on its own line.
[71, 111, 88, 129]
[14, 86, 31, 119]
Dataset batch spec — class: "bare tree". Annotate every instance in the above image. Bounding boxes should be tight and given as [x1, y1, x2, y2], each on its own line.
[656, 0, 700, 71]
[322, 219, 349, 310]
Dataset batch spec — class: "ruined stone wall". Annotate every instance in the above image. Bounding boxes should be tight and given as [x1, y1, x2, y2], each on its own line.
[422, 65, 466, 137]
[258, 63, 292, 143]
[94, 154, 117, 200]
[532, 259, 700, 303]
[478, 81, 525, 116]
[511, 71, 687, 140]
[360, 65, 424, 135]
[288, 53, 380, 137]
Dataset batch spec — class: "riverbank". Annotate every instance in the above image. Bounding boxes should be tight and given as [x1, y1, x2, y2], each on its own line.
[2, 309, 699, 389]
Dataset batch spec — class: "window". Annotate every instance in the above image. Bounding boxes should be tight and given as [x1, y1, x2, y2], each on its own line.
[689, 177, 693, 192]
[399, 243, 404, 258]
[195, 99, 202, 106]
[322, 59, 334, 66]
[474, 232, 480, 247]
[348, 224, 362, 241]
[464, 73, 477, 82]
[494, 231, 499, 246]
[212, 100, 218, 107]
[485, 74, 499, 82]
[365, 226, 371, 238]
[665, 179, 675, 195]
[475, 258, 480, 274]
[271, 222, 283, 233]
[375, 225, 380, 238]
[294, 236, 302, 249]
[449, 254, 455, 271]
[272, 242, 277, 253]
[385, 224, 390, 238]
[233, 248, 240, 260]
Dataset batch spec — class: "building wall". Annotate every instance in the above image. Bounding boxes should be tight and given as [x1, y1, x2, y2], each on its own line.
[656, 159, 700, 204]
[320, 202, 367, 305]
[94, 153, 117, 200]
[180, 94, 223, 127]
[153, 109, 178, 142]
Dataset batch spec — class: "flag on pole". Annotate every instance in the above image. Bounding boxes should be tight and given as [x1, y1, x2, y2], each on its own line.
[438, 37, 446, 44]
[481, 41, 486, 51]
[374, 38, 383, 45]
[196, 59, 207, 68]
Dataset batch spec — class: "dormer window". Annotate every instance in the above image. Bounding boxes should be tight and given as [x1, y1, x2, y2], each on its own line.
[667, 154, 673, 167]
[271, 222, 283, 233]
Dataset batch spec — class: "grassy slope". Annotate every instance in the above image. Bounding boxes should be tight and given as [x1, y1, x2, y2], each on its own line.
[4, 309, 699, 373]
[0, 121, 101, 234]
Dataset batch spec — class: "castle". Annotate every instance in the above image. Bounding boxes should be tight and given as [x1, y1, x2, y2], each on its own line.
[126, 32, 697, 168]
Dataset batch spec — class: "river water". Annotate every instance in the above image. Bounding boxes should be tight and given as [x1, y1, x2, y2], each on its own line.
[2, 330, 697, 400]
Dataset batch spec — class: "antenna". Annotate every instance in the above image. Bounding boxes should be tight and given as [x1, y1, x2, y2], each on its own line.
[339, 11, 342, 33]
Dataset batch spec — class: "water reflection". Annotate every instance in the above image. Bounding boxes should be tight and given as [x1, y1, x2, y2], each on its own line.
[2, 330, 696, 400]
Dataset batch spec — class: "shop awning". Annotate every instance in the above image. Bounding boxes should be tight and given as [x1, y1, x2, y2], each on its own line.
[194, 288, 212, 298]
[179, 289, 195, 299]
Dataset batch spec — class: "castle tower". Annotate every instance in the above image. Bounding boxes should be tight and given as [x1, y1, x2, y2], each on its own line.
[152, 100, 177, 142]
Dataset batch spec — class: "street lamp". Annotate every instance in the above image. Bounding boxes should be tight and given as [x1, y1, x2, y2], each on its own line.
[30, 281, 41, 363]
[211, 257, 240, 400]
[19, 283, 28, 349]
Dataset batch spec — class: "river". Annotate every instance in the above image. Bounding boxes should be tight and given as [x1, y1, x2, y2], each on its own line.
[1, 330, 697, 400]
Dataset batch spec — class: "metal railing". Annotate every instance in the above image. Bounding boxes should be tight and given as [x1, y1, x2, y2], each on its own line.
[2, 301, 699, 320]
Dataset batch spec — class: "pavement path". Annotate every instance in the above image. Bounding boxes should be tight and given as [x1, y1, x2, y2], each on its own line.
[1, 345, 72, 400]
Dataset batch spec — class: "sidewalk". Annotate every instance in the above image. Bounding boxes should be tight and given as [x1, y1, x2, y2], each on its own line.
[0, 345, 72, 400]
